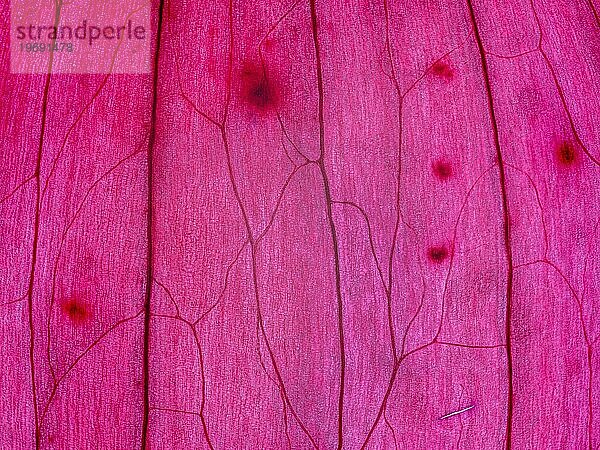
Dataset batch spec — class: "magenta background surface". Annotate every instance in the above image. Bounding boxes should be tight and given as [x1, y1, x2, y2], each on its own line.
[1, 0, 600, 449]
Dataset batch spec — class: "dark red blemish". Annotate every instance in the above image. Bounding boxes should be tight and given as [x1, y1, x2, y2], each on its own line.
[427, 246, 448, 263]
[249, 79, 272, 108]
[432, 160, 453, 181]
[239, 62, 280, 114]
[431, 61, 454, 80]
[555, 140, 578, 167]
[61, 297, 91, 325]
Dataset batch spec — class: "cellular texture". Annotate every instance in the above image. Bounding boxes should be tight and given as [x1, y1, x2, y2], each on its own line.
[1, 0, 600, 449]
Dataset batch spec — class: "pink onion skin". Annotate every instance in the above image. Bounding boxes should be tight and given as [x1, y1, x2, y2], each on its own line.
[1, 0, 599, 448]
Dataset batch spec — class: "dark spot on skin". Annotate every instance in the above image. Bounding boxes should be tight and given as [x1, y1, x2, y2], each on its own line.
[428, 246, 448, 263]
[432, 160, 453, 181]
[240, 62, 279, 114]
[431, 61, 454, 80]
[61, 297, 91, 325]
[556, 141, 577, 166]
[248, 78, 272, 109]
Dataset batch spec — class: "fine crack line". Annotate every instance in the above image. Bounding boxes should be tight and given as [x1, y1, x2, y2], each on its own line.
[141, 0, 166, 446]
[465, 2, 515, 449]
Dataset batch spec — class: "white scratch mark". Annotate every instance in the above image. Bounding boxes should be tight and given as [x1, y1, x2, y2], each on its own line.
[439, 405, 475, 420]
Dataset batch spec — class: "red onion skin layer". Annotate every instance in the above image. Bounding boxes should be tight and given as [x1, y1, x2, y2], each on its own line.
[1, 0, 599, 448]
